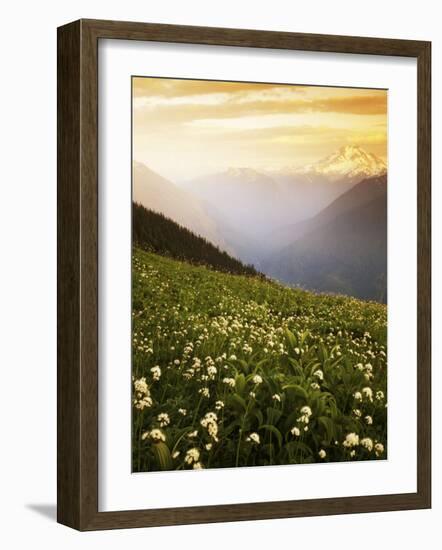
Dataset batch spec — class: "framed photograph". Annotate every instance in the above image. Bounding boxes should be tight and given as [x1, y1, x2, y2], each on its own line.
[57, 19, 431, 530]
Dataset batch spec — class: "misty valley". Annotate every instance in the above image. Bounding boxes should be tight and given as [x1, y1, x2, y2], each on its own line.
[133, 145, 387, 303]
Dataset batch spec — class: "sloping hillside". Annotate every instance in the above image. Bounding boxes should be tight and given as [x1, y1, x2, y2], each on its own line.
[132, 247, 387, 472]
[133, 203, 258, 277]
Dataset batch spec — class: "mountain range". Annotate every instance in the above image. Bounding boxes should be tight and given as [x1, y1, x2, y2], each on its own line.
[132, 145, 387, 301]
[261, 175, 387, 302]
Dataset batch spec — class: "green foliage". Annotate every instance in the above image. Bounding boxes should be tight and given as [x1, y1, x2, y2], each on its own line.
[132, 248, 387, 472]
[133, 202, 259, 276]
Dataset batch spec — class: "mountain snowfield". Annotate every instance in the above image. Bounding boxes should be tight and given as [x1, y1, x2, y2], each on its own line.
[133, 145, 388, 301]
[296, 144, 387, 180]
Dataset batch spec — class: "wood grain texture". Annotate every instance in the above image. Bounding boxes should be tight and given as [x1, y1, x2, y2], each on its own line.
[57, 19, 431, 531]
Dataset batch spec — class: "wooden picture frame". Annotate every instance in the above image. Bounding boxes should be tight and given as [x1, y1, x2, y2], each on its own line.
[57, 18, 431, 531]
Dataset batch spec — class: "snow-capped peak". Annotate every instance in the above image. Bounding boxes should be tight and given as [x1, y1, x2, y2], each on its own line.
[223, 167, 266, 181]
[298, 145, 387, 179]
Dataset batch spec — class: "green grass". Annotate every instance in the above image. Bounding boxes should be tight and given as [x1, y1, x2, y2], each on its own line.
[132, 247, 387, 472]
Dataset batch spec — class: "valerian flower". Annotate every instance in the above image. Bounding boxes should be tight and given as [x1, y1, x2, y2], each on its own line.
[246, 433, 260, 444]
[343, 432, 359, 448]
[185, 448, 200, 465]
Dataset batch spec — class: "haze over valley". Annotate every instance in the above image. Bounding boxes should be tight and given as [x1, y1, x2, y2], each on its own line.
[133, 144, 387, 302]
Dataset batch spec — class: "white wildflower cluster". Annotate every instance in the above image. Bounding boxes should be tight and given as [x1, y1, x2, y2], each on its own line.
[243, 343, 253, 354]
[157, 412, 170, 427]
[198, 387, 210, 398]
[184, 447, 200, 465]
[150, 366, 161, 381]
[215, 400, 225, 410]
[207, 365, 217, 379]
[362, 387, 373, 402]
[313, 369, 324, 381]
[246, 432, 260, 444]
[376, 390, 385, 401]
[223, 377, 236, 388]
[343, 432, 359, 448]
[291, 426, 301, 437]
[361, 437, 374, 451]
[297, 405, 312, 424]
[133, 377, 153, 410]
[374, 443, 384, 457]
[200, 412, 219, 442]
[318, 449, 327, 459]
[142, 429, 166, 443]
[252, 374, 263, 385]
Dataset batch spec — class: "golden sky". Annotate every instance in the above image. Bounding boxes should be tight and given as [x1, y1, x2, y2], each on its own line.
[133, 77, 387, 182]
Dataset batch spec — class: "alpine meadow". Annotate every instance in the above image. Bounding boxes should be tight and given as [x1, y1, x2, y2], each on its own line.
[131, 77, 388, 472]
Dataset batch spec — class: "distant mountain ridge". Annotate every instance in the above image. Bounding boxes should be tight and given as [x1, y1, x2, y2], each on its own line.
[133, 161, 231, 253]
[262, 175, 387, 302]
[264, 174, 387, 250]
[182, 146, 387, 246]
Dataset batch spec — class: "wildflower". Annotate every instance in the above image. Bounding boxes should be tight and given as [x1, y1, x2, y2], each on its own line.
[207, 365, 217, 379]
[157, 412, 170, 427]
[198, 387, 210, 398]
[143, 429, 166, 443]
[343, 432, 359, 448]
[133, 395, 153, 410]
[301, 406, 312, 417]
[200, 412, 219, 441]
[249, 391, 256, 398]
[311, 382, 320, 390]
[252, 374, 263, 385]
[174, 359, 180, 366]
[294, 347, 300, 355]
[272, 394, 281, 402]
[291, 427, 301, 437]
[246, 433, 260, 444]
[365, 415, 373, 425]
[361, 437, 374, 451]
[215, 400, 225, 410]
[205, 443, 213, 451]
[375, 443, 385, 457]
[318, 449, 326, 459]
[172, 451, 180, 459]
[376, 390, 385, 401]
[313, 370, 324, 380]
[178, 408, 187, 416]
[362, 387, 373, 402]
[350, 450, 356, 457]
[184, 448, 200, 465]
[223, 377, 236, 388]
[353, 409, 362, 418]
[150, 366, 161, 381]
[187, 430, 198, 438]
[133, 377, 148, 395]
[353, 391, 362, 401]
[193, 462, 204, 469]
[133, 377, 153, 409]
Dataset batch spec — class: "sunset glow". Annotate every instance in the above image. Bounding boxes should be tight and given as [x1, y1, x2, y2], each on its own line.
[133, 77, 387, 181]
